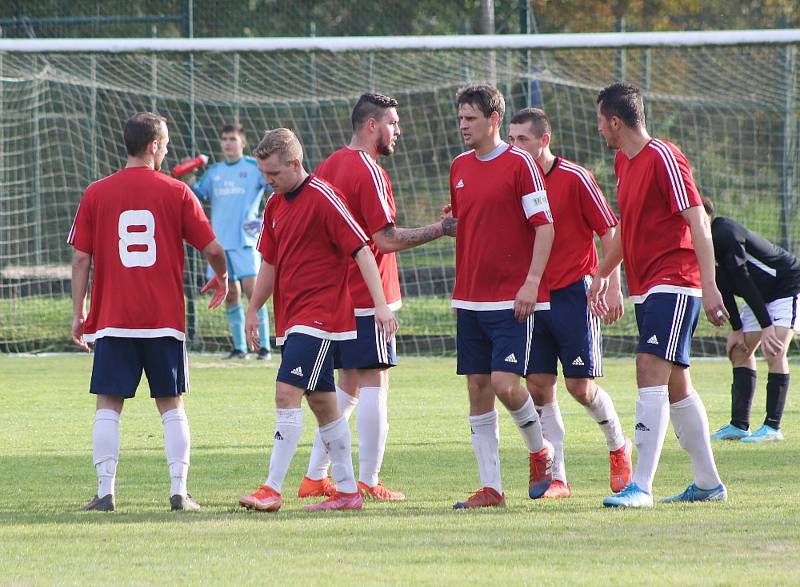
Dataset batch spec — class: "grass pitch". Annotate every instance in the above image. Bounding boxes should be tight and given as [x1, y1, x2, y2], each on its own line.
[1, 354, 798, 586]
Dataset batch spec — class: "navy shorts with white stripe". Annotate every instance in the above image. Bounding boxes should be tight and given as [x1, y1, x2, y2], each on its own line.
[634, 292, 701, 368]
[333, 314, 398, 370]
[277, 334, 336, 393]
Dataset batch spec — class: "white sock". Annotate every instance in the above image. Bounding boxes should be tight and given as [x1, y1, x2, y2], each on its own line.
[468, 410, 502, 494]
[92, 409, 120, 498]
[319, 416, 357, 494]
[670, 392, 723, 489]
[305, 387, 358, 480]
[161, 408, 191, 497]
[357, 386, 388, 487]
[265, 408, 303, 494]
[631, 386, 670, 494]
[508, 395, 544, 452]
[584, 386, 626, 451]
[536, 402, 567, 483]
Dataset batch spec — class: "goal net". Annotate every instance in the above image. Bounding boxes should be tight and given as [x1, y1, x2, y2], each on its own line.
[1, 32, 798, 355]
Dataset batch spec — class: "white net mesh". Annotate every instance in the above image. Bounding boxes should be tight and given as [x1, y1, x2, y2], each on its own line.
[1, 38, 798, 355]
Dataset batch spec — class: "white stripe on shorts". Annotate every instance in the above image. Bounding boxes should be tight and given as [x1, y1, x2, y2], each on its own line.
[665, 294, 688, 362]
[308, 339, 331, 391]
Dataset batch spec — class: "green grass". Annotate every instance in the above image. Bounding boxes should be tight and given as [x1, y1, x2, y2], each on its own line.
[1, 354, 799, 585]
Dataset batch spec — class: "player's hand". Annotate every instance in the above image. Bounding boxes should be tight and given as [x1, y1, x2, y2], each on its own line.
[441, 216, 457, 238]
[513, 278, 538, 322]
[71, 314, 91, 352]
[245, 309, 261, 352]
[588, 275, 609, 318]
[760, 325, 784, 358]
[702, 285, 728, 327]
[602, 283, 624, 325]
[725, 329, 748, 359]
[200, 272, 229, 309]
[374, 304, 398, 342]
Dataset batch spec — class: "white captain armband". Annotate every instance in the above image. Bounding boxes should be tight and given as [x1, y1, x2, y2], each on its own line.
[521, 190, 550, 220]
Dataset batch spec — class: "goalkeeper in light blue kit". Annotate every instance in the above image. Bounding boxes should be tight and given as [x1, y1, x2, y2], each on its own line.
[193, 123, 272, 359]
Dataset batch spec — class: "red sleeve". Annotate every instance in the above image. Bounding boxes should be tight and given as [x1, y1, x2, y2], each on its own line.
[321, 188, 369, 257]
[651, 141, 702, 215]
[67, 189, 94, 254]
[515, 152, 552, 227]
[257, 200, 277, 265]
[577, 168, 618, 236]
[180, 184, 216, 251]
[354, 154, 395, 235]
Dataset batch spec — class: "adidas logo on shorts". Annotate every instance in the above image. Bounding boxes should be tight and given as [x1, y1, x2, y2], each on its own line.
[647, 335, 659, 345]
[291, 366, 304, 377]
[504, 353, 518, 364]
[572, 356, 584, 366]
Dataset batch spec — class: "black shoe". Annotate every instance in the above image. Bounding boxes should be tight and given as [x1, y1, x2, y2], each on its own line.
[170, 493, 201, 511]
[223, 349, 248, 360]
[257, 348, 273, 361]
[81, 494, 115, 511]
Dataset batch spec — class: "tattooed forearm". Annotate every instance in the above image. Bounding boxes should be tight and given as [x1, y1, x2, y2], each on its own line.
[441, 216, 457, 237]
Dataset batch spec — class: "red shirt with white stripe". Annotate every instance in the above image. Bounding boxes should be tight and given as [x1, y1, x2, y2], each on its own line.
[540, 157, 618, 299]
[615, 138, 703, 302]
[257, 174, 368, 344]
[315, 147, 400, 315]
[67, 167, 216, 341]
[450, 143, 552, 310]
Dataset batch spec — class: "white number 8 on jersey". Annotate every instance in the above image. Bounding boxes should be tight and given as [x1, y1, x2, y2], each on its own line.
[118, 209, 156, 268]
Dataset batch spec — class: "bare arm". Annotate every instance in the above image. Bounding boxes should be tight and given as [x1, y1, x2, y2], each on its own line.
[245, 262, 275, 351]
[353, 246, 398, 340]
[588, 228, 623, 318]
[682, 205, 728, 327]
[598, 226, 624, 324]
[71, 250, 92, 352]
[372, 218, 455, 254]
[199, 239, 229, 309]
[514, 223, 554, 322]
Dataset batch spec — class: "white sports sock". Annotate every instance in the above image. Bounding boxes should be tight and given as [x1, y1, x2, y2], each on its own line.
[670, 392, 723, 489]
[92, 409, 120, 498]
[536, 402, 567, 483]
[468, 410, 502, 494]
[265, 408, 303, 494]
[357, 386, 388, 487]
[631, 385, 670, 494]
[161, 408, 191, 497]
[305, 387, 358, 480]
[508, 395, 544, 452]
[319, 416, 357, 494]
[584, 386, 626, 451]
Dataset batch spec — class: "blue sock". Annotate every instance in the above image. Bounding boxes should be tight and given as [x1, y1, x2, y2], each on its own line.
[227, 304, 246, 353]
[257, 306, 271, 351]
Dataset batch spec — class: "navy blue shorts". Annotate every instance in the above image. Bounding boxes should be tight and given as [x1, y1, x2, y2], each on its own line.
[90, 336, 188, 398]
[456, 308, 532, 376]
[634, 292, 701, 367]
[277, 334, 336, 393]
[333, 315, 398, 370]
[526, 277, 603, 378]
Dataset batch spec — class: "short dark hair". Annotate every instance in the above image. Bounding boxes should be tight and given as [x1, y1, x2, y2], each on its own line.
[351, 93, 399, 131]
[124, 112, 167, 157]
[510, 107, 551, 137]
[597, 82, 645, 128]
[222, 122, 247, 144]
[702, 196, 715, 218]
[456, 84, 505, 120]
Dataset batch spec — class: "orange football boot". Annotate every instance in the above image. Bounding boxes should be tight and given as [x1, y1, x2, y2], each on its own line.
[528, 441, 554, 499]
[239, 485, 282, 512]
[303, 491, 363, 511]
[297, 476, 337, 498]
[358, 480, 406, 501]
[542, 479, 572, 499]
[452, 487, 506, 509]
[609, 437, 633, 493]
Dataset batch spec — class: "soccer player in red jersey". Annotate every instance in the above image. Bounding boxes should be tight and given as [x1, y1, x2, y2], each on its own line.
[589, 83, 729, 507]
[449, 85, 555, 509]
[507, 107, 632, 498]
[69, 112, 229, 512]
[299, 93, 456, 502]
[238, 128, 398, 513]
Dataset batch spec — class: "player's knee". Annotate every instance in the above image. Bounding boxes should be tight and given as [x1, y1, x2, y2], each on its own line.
[565, 378, 594, 405]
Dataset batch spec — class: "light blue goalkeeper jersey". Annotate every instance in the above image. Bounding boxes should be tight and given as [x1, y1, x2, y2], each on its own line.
[194, 156, 268, 250]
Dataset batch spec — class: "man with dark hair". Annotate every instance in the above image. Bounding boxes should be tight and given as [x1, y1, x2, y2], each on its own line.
[192, 123, 272, 360]
[705, 197, 800, 443]
[298, 92, 455, 501]
[590, 82, 728, 507]
[449, 84, 555, 509]
[69, 112, 228, 512]
[508, 107, 632, 499]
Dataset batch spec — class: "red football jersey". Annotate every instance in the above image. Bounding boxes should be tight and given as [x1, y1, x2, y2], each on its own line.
[315, 147, 401, 314]
[540, 157, 618, 300]
[67, 167, 215, 341]
[257, 175, 368, 344]
[615, 138, 703, 302]
[450, 144, 552, 310]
